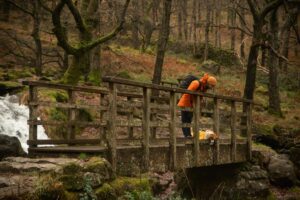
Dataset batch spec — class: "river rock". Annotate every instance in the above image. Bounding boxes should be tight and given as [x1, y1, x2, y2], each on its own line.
[267, 154, 297, 187]
[0, 134, 26, 160]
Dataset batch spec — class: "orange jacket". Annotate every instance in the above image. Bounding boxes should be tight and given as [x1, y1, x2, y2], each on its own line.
[177, 74, 210, 107]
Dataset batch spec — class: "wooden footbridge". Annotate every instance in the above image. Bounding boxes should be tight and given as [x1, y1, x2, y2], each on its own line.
[23, 77, 253, 174]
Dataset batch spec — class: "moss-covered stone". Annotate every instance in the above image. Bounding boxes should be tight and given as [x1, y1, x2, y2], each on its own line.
[95, 183, 117, 200]
[109, 177, 151, 196]
[84, 157, 114, 181]
[0, 81, 24, 95]
[62, 162, 83, 174]
[59, 175, 85, 191]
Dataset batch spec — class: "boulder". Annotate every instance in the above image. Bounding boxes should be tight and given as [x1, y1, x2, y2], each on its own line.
[0, 134, 26, 160]
[267, 154, 297, 187]
[233, 165, 270, 199]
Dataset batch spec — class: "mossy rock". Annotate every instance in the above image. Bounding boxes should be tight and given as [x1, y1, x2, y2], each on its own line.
[59, 175, 85, 191]
[0, 81, 24, 95]
[84, 157, 114, 181]
[95, 177, 151, 200]
[62, 162, 83, 174]
[201, 60, 221, 75]
[95, 183, 117, 200]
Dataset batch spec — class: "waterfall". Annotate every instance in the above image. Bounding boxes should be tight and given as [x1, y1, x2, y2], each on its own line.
[0, 95, 49, 152]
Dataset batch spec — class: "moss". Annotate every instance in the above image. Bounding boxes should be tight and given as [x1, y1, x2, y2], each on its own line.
[49, 108, 68, 121]
[84, 157, 114, 180]
[95, 183, 117, 200]
[117, 70, 132, 79]
[109, 177, 151, 196]
[59, 175, 85, 191]
[266, 191, 277, 200]
[254, 124, 274, 136]
[62, 162, 83, 174]
[78, 108, 93, 122]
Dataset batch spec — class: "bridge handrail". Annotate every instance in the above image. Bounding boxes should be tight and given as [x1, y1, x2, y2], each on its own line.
[102, 76, 253, 103]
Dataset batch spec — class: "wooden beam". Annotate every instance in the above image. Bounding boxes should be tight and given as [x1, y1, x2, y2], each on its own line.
[28, 85, 38, 148]
[127, 96, 134, 138]
[193, 95, 200, 166]
[27, 139, 101, 145]
[67, 89, 76, 141]
[169, 91, 177, 170]
[108, 82, 117, 173]
[213, 97, 220, 165]
[142, 87, 151, 172]
[231, 101, 237, 162]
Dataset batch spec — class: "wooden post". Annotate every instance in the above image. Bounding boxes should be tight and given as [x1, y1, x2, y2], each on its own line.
[193, 95, 200, 166]
[142, 87, 151, 172]
[108, 83, 117, 173]
[99, 93, 105, 142]
[127, 96, 134, 138]
[230, 100, 236, 162]
[169, 91, 177, 170]
[67, 89, 76, 142]
[151, 99, 157, 139]
[246, 103, 252, 160]
[29, 85, 38, 148]
[213, 97, 220, 165]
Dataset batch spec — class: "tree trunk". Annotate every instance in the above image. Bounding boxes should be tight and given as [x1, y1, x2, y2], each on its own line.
[239, 3, 245, 59]
[0, 0, 10, 22]
[204, 0, 211, 61]
[182, 0, 188, 41]
[32, 0, 42, 76]
[152, 0, 172, 85]
[268, 9, 282, 116]
[214, 0, 221, 47]
[230, 0, 236, 51]
[192, 0, 197, 54]
[279, 27, 290, 72]
[261, 46, 267, 67]
[131, 0, 140, 49]
[177, 0, 182, 40]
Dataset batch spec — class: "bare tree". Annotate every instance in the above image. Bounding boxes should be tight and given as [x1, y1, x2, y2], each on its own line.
[204, 0, 211, 61]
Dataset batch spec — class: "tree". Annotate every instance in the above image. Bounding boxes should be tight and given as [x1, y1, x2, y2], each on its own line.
[243, 0, 283, 101]
[204, 0, 211, 61]
[267, 8, 282, 116]
[152, 0, 172, 86]
[50, 0, 130, 84]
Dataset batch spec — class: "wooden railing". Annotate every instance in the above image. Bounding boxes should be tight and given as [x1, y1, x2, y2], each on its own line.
[23, 77, 253, 172]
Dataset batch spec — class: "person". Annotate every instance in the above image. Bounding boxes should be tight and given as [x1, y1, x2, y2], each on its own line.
[177, 73, 217, 137]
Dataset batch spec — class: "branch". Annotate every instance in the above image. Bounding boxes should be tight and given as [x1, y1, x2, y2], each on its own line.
[64, 0, 89, 36]
[80, 0, 131, 52]
[228, 26, 253, 36]
[261, 42, 289, 62]
[7, 0, 33, 17]
[38, 0, 53, 13]
[246, 0, 259, 21]
[283, 0, 300, 43]
[260, 0, 283, 19]
[52, 0, 78, 55]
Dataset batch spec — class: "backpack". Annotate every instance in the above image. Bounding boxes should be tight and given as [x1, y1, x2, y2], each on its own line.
[179, 75, 199, 89]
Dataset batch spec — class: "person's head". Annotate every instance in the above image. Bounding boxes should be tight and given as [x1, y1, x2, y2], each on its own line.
[206, 76, 217, 90]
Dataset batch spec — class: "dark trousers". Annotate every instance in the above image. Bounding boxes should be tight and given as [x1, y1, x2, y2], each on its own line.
[181, 110, 193, 137]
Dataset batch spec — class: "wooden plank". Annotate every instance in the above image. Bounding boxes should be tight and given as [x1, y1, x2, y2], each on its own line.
[23, 80, 109, 94]
[247, 103, 253, 160]
[127, 97, 134, 138]
[213, 97, 220, 165]
[142, 87, 151, 171]
[108, 82, 117, 173]
[193, 95, 200, 166]
[28, 120, 107, 127]
[102, 76, 254, 103]
[99, 93, 105, 142]
[231, 101, 237, 162]
[67, 90, 76, 141]
[29, 101, 105, 110]
[150, 99, 157, 139]
[29, 85, 38, 148]
[27, 139, 101, 145]
[169, 91, 177, 170]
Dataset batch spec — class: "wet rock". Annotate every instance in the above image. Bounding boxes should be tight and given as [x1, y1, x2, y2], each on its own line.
[0, 135, 26, 160]
[268, 154, 297, 187]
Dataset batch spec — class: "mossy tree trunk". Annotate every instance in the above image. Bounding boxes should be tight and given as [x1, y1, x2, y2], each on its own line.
[268, 9, 282, 117]
[51, 0, 130, 85]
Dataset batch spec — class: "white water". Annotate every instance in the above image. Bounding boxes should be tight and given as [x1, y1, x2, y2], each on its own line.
[0, 95, 49, 153]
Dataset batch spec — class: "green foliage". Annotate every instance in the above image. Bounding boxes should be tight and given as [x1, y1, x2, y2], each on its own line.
[95, 183, 116, 200]
[88, 69, 102, 86]
[53, 91, 69, 102]
[49, 108, 67, 121]
[123, 190, 157, 200]
[79, 176, 97, 200]
[79, 153, 88, 160]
